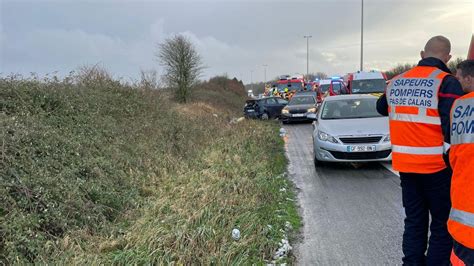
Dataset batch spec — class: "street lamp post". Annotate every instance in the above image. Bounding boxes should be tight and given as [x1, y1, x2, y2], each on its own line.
[304, 35, 312, 79]
[250, 70, 254, 91]
[360, 0, 364, 71]
[262, 64, 268, 84]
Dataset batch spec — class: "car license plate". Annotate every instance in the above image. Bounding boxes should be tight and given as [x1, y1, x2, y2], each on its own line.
[247, 109, 255, 112]
[347, 145, 376, 152]
[292, 114, 305, 117]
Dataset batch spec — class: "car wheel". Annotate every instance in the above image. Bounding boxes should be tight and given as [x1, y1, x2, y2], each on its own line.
[261, 113, 269, 120]
[314, 156, 325, 167]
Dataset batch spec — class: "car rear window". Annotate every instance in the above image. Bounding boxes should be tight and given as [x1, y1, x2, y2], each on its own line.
[289, 96, 315, 105]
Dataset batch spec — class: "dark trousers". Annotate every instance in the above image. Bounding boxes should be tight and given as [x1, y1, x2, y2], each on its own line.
[400, 168, 453, 266]
[454, 240, 474, 265]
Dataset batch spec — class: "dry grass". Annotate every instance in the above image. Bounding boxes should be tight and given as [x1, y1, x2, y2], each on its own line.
[0, 70, 300, 264]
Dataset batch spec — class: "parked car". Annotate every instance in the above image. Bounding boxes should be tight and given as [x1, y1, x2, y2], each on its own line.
[312, 94, 391, 165]
[243, 97, 288, 119]
[280, 94, 318, 123]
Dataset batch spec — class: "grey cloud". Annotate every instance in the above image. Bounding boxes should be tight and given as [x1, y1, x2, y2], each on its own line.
[1, 0, 472, 83]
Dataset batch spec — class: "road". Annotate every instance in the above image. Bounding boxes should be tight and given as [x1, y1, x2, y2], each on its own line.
[284, 123, 405, 265]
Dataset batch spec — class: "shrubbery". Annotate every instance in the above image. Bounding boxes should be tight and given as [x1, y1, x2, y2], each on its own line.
[0, 71, 300, 264]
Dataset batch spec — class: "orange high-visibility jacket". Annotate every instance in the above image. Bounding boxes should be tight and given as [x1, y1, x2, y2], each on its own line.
[386, 66, 449, 173]
[448, 92, 474, 249]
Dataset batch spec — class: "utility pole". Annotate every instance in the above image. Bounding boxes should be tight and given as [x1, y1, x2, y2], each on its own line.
[262, 64, 268, 84]
[360, 0, 364, 71]
[304, 35, 312, 79]
[250, 70, 254, 91]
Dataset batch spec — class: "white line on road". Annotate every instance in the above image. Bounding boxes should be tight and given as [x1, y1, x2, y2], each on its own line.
[380, 162, 400, 177]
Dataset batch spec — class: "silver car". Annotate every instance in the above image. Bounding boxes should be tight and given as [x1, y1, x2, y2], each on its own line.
[312, 94, 392, 165]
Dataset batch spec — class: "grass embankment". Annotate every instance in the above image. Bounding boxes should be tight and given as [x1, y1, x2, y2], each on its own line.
[0, 74, 301, 264]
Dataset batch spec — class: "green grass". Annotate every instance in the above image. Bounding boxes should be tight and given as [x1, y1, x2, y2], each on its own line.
[0, 73, 301, 264]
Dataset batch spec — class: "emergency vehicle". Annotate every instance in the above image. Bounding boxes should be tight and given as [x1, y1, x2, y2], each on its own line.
[305, 81, 315, 91]
[276, 75, 290, 93]
[317, 77, 349, 103]
[344, 70, 387, 95]
[288, 74, 305, 92]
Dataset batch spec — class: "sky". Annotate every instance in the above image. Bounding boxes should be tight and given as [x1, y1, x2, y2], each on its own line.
[0, 0, 473, 83]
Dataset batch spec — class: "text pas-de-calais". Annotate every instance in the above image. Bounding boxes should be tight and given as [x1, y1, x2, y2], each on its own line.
[388, 79, 436, 108]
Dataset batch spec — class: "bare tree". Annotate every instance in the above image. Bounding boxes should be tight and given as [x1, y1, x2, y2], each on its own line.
[315, 72, 328, 80]
[75, 63, 116, 88]
[157, 35, 204, 103]
[139, 69, 161, 90]
[384, 63, 416, 80]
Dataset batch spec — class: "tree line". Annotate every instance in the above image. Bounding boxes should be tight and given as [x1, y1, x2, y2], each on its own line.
[156, 33, 465, 101]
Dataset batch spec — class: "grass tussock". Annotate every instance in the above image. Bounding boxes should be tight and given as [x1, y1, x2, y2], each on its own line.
[0, 71, 300, 264]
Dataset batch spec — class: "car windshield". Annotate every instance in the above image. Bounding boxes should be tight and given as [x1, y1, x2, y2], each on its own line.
[277, 83, 289, 92]
[319, 84, 330, 93]
[289, 82, 304, 91]
[351, 79, 386, 93]
[289, 96, 315, 105]
[321, 98, 382, 119]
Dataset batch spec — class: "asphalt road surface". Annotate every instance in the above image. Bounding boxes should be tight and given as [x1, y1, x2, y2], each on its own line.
[284, 123, 405, 265]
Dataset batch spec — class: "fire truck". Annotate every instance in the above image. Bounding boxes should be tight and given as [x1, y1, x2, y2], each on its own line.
[288, 74, 305, 92]
[276, 75, 290, 94]
[272, 74, 306, 99]
[344, 70, 387, 95]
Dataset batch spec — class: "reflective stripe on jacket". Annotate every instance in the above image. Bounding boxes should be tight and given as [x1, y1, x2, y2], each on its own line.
[448, 92, 474, 250]
[386, 66, 448, 173]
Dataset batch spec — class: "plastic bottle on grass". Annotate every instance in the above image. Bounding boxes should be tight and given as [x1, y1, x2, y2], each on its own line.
[232, 228, 240, 240]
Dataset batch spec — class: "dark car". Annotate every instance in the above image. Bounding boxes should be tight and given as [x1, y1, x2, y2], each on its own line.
[244, 97, 288, 120]
[295, 91, 318, 98]
[280, 95, 318, 123]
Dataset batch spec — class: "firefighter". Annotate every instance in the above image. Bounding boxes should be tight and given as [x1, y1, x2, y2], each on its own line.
[376, 36, 465, 264]
[271, 84, 277, 96]
[288, 90, 295, 101]
[449, 59, 474, 265]
[264, 84, 271, 96]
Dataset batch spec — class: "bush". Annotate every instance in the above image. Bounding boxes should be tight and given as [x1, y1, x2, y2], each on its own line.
[0, 73, 299, 264]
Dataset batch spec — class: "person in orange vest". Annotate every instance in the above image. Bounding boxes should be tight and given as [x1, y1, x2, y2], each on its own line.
[449, 59, 474, 265]
[376, 36, 465, 264]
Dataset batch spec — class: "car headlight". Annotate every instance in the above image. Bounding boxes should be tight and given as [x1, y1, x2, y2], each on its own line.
[383, 135, 391, 142]
[282, 108, 289, 114]
[307, 107, 317, 113]
[318, 131, 339, 143]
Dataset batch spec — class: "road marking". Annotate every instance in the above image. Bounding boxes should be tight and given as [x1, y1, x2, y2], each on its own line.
[380, 162, 400, 177]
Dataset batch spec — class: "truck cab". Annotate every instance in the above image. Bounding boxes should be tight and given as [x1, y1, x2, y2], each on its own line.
[288, 75, 305, 92]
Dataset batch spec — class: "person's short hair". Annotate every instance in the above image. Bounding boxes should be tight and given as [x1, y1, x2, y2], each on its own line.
[424, 35, 451, 55]
[457, 60, 474, 77]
